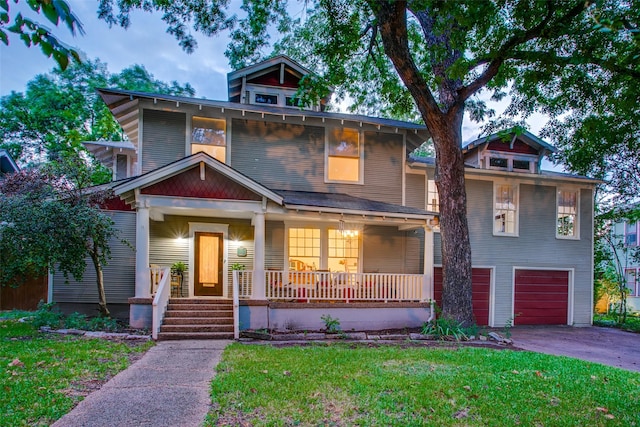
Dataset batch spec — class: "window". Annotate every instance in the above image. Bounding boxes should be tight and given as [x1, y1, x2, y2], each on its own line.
[115, 154, 129, 180]
[191, 117, 226, 163]
[328, 229, 360, 272]
[625, 222, 638, 247]
[255, 93, 278, 105]
[285, 96, 302, 107]
[326, 128, 361, 183]
[427, 179, 439, 212]
[288, 228, 320, 271]
[625, 269, 637, 297]
[287, 225, 361, 272]
[557, 189, 579, 239]
[494, 184, 518, 235]
[513, 159, 531, 171]
[489, 157, 508, 169]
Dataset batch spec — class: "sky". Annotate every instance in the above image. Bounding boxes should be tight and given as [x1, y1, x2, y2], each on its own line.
[0, 1, 548, 144]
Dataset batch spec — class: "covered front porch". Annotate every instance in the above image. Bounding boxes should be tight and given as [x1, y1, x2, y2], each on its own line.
[113, 154, 438, 336]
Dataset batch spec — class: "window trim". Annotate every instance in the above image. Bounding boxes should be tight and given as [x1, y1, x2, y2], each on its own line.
[493, 182, 519, 237]
[625, 268, 638, 297]
[556, 187, 580, 240]
[324, 127, 364, 185]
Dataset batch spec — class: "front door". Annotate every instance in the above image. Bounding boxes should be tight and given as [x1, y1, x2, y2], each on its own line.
[194, 232, 224, 296]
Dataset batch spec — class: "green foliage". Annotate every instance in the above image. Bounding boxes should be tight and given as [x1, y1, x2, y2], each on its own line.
[1, 57, 194, 172]
[171, 261, 187, 274]
[208, 344, 640, 426]
[594, 313, 640, 333]
[30, 301, 63, 329]
[230, 262, 245, 271]
[0, 0, 84, 70]
[0, 165, 125, 316]
[320, 314, 341, 333]
[0, 319, 152, 426]
[421, 317, 469, 341]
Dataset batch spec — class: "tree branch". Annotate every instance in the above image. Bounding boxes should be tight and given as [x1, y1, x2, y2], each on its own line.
[510, 50, 640, 79]
[372, 1, 442, 120]
[459, 0, 590, 101]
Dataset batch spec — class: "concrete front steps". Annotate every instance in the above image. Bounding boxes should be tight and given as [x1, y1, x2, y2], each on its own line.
[157, 298, 234, 340]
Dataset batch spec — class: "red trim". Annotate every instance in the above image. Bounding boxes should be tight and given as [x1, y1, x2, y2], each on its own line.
[434, 267, 491, 326]
[487, 139, 539, 155]
[101, 197, 134, 212]
[248, 69, 300, 89]
[141, 165, 262, 200]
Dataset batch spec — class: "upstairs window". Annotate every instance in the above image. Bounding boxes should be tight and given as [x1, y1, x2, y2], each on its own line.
[489, 157, 508, 169]
[625, 268, 638, 297]
[326, 128, 361, 183]
[626, 221, 638, 247]
[427, 179, 439, 212]
[513, 159, 531, 171]
[557, 189, 579, 239]
[494, 184, 518, 236]
[191, 117, 226, 163]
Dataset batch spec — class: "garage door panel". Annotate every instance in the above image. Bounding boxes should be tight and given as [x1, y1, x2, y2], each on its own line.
[514, 269, 569, 325]
[434, 267, 491, 326]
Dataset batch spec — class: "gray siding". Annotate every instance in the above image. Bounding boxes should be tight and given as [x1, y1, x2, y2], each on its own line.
[265, 221, 285, 270]
[53, 212, 136, 305]
[231, 120, 404, 204]
[363, 226, 423, 274]
[406, 173, 425, 210]
[142, 109, 186, 173]
[434, 178, 594, 326]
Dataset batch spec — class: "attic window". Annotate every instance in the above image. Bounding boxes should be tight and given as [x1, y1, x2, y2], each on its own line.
[513, 160, 531, 170]
[286, 96, 302, 107]
[489, 157, 508, 168]
[255, 94, 278, 105]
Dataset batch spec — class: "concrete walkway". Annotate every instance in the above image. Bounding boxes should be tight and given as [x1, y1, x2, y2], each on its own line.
[52, 340, 231, 427]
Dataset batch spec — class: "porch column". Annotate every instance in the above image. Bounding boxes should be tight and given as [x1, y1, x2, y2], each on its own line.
[422, 225, 434, 302]
[252, 211, 266, 299]
[135, 201, 151, 298]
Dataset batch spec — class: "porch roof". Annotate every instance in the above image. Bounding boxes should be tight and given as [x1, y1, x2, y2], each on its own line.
[275, 189, 436, 219]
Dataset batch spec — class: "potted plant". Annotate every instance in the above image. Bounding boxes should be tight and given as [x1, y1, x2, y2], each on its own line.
[170, 261, 187, 297]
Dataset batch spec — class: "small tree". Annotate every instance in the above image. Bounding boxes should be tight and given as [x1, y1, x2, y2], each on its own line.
[595, 207, 640, 323]
[0, 157, 122, 316]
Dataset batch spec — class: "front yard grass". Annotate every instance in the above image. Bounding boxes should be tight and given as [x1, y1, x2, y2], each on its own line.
[208, 343, 640, 426]
[0, 319, 153, 426]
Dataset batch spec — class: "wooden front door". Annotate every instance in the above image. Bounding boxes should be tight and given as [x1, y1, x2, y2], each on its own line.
[194, 232, 224, 296]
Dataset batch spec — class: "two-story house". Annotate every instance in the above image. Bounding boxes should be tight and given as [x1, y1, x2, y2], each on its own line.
[606, 214, 640, 312]
[50, 56, 597, 339]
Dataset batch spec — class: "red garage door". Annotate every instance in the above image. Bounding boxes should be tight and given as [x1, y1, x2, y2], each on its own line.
[514, 269, 569, 325]
[434, 267, 491, 326]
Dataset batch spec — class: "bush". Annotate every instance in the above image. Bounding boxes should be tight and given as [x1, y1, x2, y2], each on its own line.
[86, 316, 121, 332]
[421, 317, 469, 341]
[63, 312, 88, 329]
[31, 301, 63, 329]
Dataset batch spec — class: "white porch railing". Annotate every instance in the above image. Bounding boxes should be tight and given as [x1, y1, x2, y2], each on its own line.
[151, 267, 171, 340]
[235, 270, 428, 302]
[232, 270, 240, 340]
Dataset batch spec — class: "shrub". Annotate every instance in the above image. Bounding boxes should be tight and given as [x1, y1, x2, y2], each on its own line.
[421, 317, 469, 341]
[31, 301, 63, 329]
[320, 314, 341, 333]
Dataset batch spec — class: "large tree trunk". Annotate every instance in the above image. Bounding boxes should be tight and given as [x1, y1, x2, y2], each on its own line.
[429, 112, 474, 326]
[90, 244, 110, 317]
[375, 1, 475, 326]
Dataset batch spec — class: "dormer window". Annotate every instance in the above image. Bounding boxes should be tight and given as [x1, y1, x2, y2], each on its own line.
[255, 93, 278, 105]
[513, 160, 531, 170]
[489, 157, 508, 169]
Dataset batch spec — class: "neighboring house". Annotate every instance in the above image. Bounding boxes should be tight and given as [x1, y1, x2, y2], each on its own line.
[608, 213, 640, 312]
[50, 55, 597, 337]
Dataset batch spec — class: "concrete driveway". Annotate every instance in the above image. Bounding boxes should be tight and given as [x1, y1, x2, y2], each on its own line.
[509, 325, 640, 372]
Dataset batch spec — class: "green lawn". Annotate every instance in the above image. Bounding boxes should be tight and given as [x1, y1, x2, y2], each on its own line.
[0, 319, 153, 426]
[208, 343, 640, 426]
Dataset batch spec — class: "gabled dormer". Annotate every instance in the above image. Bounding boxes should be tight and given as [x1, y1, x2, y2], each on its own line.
[227, 55, 332, 111]
[462, 130, 556, 174]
